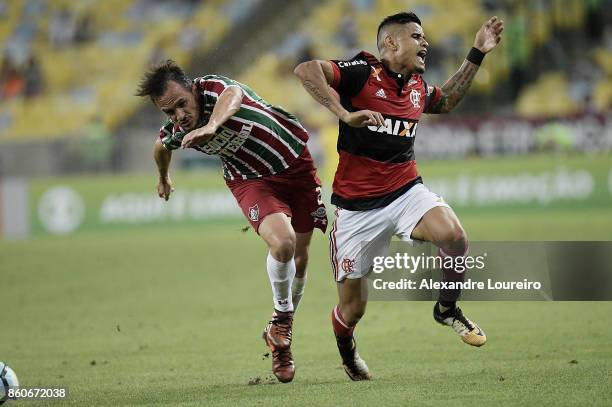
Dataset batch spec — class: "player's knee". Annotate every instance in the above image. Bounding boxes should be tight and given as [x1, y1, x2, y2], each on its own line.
[269, 235, 296, 262]
[440, 224, 467, 246]
[453, 227, 468, 252]
[439, 224, 468, 255]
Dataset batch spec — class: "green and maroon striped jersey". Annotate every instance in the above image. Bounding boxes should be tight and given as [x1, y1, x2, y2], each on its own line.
[159, 75, 308, 180]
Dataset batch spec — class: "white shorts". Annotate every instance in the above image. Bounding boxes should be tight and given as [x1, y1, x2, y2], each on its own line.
[329, 183, 450, 281]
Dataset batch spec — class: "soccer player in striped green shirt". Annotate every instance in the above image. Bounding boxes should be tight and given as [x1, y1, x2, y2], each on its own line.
[137, 60, 328, 383]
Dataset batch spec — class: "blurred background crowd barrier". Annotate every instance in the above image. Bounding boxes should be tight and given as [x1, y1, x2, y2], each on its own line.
[0, 0, 610, 239]
[0, 153, 607, 238]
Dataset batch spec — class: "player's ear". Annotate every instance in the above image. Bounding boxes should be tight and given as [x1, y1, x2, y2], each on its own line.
[384, 34, 397, 52]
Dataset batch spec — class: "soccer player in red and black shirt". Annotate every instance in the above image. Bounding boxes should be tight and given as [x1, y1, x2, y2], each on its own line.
[295, 12, 503, 380]
[137, 60, 328, 383]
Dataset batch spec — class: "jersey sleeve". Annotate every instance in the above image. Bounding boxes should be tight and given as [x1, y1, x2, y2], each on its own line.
[158, 120, 184, 151]
[195, 75, 242, 108]
[328, 56, 371, 99]
[423, 82, 444, 113]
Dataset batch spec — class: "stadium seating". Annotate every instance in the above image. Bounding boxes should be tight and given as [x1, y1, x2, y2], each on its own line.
[0, 0, 230, 140]
[237, 0, 604, 123]
[0, 0, 607, 142]
[516, 72, 577, 117]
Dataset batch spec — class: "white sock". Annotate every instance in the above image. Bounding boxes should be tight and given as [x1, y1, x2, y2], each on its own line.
[266, 251, 295, 312]
[291, 276, 307, 311]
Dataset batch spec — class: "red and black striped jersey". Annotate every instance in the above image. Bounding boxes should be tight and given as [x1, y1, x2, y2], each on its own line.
[329, 51, 442, 210]
[159, 75, 308, 180]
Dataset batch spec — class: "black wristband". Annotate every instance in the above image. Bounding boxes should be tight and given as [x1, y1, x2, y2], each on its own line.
[466, 47, 485, 66]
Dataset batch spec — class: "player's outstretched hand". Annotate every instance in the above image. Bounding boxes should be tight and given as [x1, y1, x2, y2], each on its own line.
[474, 16, 504, 54]
[157, 176, 174, 201]
[341, 110, 385, 128]
[181, 124, 217, 149]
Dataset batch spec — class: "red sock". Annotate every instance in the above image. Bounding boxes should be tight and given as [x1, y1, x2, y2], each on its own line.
[331, 305, 354, 338]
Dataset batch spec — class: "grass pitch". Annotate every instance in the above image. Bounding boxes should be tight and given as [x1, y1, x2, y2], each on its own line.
[2, 209, 612, 406]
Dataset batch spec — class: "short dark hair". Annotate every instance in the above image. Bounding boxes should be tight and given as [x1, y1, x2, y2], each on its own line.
[135, 59, 192, 101]
[377, 12, 422, 48]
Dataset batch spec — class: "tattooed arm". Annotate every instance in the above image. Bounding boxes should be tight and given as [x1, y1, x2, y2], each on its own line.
[294, 60, 384, 128]
[427, 16, 504, 114]
[427, 61, 480, 114]
[294, 60, 346, 116]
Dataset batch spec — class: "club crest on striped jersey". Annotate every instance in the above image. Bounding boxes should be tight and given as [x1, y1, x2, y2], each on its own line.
[248, 204, 259, 222]
[367, 118, 418, 137]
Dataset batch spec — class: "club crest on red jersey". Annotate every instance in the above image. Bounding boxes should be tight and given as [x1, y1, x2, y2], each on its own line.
[248, 204, 259, 222]
[410, 89, 421, 108]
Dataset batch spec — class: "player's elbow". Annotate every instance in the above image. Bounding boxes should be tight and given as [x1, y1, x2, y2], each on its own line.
[154, 139, 170, 157]
[293, 60, 318, 80]
[226, 85, 243, 102]
[224, 86, 244, 112]
[154, 139, 164, 152]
